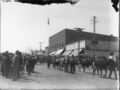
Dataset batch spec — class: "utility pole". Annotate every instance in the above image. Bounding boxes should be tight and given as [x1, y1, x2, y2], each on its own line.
[39, 42, 43, 55]
[118, 0, 120, 57]
[91, 16, 98, 57]
[0, 4, 2, 54]
[118, 0, 120, 40]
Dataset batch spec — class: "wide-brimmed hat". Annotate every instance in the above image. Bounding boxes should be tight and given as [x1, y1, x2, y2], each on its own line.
[15, 50, 20, 55]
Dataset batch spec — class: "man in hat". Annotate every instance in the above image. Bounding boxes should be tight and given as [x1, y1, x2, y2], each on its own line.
[11, 50, 21, 81]
[19, 52, 24, 74]
[108, 53, 117, 79]
[70, 55, 76, 74]
[26, 55, 34, 75]
[47, 55, 51, 69]
[1, 51, 11, 78]
[31, 55, 37, 72]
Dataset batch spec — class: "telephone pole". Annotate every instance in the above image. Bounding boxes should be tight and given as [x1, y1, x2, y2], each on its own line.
[118, 0, 120, 40]
[91, 16, 98, 57]
[115, 0, 120, 57]
[39, 42, 43, 55]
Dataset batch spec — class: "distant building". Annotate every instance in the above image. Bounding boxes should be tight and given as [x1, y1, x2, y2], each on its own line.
[30, 50, 46, 56]
[49, 28, 119, 56]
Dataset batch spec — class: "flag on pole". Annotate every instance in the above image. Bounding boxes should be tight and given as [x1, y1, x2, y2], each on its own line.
[48, 17, 50, 26]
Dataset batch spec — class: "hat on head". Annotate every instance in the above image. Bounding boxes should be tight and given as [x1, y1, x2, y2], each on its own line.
[15, 50, 20, 55]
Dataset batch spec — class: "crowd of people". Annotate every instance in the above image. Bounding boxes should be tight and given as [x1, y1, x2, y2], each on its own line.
[0, 50, 119, 81]
[0, 50, 37, 81]
[48, 55, 77, 74]
[47, 53, 119, 79]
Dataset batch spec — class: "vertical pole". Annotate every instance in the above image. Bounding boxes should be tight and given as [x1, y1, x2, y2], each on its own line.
[118, 0, 120, 58]
[93, 16, 96, 57]
[39, 42, 43, 55]
[118, 0, 120, 39]
[118, 0, 120, 78]
[0, 3, 2, 54]
[40, 42, 41, 55]
[78, 40, 80, 55]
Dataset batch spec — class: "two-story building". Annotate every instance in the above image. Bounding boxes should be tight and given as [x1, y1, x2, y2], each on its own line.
[49, 28, 119, 56]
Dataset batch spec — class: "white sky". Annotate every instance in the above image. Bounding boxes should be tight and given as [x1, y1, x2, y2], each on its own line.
[1, 0, 119, 53]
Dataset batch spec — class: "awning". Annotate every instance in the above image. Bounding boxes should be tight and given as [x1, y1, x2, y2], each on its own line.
[79, 48, 85, 55]
[62, 50, 73, 56]
[49, 51, 57, 56]
[70, 49, 78, 56]
[55, 49, 64, 55]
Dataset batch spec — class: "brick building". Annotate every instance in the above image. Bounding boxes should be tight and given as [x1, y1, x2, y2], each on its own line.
[49, 28, 119, 56]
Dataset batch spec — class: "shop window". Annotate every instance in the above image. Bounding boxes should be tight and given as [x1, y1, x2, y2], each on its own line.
[56, 43, 58, 48]
[55, 44, 56, 49]
[59, 42, 61, 48]
[61, 42, 64, 47]
[55, 44, 57, 49]
[53, 45, 54, 49]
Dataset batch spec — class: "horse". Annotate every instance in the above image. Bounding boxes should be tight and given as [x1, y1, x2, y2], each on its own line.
[93, 56, 109, 77]
[78, 56, 93, 72]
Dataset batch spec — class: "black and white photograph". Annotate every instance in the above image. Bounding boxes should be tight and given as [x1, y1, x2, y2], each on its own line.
[0, 0, 119, 89]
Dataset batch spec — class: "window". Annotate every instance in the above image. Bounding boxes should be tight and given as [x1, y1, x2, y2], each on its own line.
[55, 44, 57, 49]
[49, 47, 50, 49]
[61, 42, 64, 47]
[53, 45, 54, 49]
[56, 43, 58, 48]
[55, 44, 56, 49]
[59, 42, 61, 48]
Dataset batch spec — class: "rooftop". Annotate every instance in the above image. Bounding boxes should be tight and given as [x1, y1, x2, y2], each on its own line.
[64, 28, 119, 43]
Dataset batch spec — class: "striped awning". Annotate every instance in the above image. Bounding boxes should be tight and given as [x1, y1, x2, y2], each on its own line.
[70, 49, 78, 56]
[49, 51, 57, 56]
[62, 50, 73, 56]
[54, 49, 64, 55]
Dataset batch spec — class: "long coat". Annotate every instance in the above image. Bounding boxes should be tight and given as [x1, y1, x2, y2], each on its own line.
[1, 54, 11, 78]
[11, 55, 20, 80]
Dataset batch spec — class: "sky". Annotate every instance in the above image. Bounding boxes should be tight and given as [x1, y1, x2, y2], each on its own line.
[1, 0, 119, 53]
